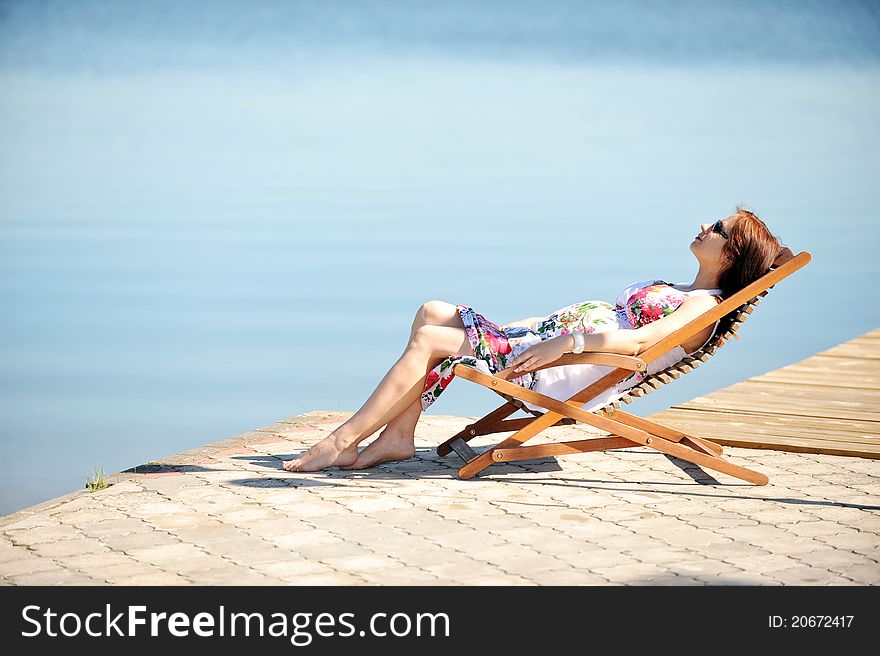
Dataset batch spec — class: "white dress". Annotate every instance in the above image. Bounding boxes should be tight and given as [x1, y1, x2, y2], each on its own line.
[513, 280, 722, 414]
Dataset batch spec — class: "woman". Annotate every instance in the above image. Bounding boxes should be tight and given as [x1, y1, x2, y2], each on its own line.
[283, 206, 784, 472]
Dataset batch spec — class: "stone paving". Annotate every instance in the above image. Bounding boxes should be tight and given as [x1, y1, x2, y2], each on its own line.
[1, 410, 878, 585]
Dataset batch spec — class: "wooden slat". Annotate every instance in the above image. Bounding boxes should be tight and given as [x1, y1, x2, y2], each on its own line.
[649, 409, 879, 444]
[798, 354, 880, 372]
[721, 380, 880, 404]
[817, 343, 880, 360]
[755, 372, 880, 391]
[680, 395, 880, 423]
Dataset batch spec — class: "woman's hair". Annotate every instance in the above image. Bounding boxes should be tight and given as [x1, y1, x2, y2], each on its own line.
[717, 205, 783, 298]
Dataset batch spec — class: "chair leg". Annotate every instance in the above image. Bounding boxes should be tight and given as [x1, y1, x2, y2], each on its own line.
[458, 410, 564, 479]
[493, 437, 634, 462]
[436, 402, 517, 457]
[605, 409, 723, 456]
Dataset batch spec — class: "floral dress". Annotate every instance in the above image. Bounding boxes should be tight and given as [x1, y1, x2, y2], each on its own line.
[419, 280, 722, 412]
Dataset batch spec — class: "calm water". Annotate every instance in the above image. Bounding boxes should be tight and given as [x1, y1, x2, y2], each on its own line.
[2, 1, 879, 514]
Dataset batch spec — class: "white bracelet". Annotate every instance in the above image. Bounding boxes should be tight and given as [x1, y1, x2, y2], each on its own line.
[571, 331, 586, 354]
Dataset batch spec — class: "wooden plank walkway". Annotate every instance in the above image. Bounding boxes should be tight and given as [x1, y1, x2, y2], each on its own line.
[648, 328, 880, 458]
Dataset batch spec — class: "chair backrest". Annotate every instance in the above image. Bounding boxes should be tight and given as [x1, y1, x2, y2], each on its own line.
[496, 250, 812, 419]
[604, 287, 766, 411]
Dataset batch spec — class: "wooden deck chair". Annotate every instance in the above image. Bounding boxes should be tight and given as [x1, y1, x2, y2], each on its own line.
[436, 249, 812, 485]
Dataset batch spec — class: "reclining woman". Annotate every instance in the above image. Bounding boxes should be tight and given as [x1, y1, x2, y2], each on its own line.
[283, 206, 785, 472]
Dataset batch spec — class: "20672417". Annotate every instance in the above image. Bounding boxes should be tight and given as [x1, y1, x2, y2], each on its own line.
[768, 615, 854, 628]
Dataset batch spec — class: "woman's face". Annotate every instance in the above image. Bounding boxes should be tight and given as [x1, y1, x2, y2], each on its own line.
[690, 215, 737, 265]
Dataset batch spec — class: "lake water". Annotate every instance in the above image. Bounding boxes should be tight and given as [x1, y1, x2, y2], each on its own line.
[2, 1, 879, 514]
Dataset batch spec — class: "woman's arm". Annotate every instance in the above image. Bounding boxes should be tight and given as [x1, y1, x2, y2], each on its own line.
[574, 295, 720, 355]
[508, 296, 718, 372]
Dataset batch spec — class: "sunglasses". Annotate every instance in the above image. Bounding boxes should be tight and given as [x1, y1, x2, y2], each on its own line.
[711, 220, 729, 239]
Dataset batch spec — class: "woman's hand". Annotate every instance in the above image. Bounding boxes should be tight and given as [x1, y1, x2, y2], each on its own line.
[507, 336, 568, 373]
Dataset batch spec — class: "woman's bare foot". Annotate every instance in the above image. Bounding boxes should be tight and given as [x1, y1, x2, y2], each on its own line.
[282, 432, 359, 472]
[340, 429, 416, 470]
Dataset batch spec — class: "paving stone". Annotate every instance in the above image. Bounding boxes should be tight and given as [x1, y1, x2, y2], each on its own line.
[449, 572, 537, 585]
[4, 524, 83, 545]
[145, 512, 218, 530]
[207, 543, 295, 567]
[30, 539, 110, 559]
[170, 523, 253, 545]
[666, 513, 758, 531]
[7, 568, 105, 585]
[488, 552, 571, 576]
[60, 551, 141, 572]
[250, 559, 340, 580]
[0, 540, 30, 564]
[292, 538, 374, 561]
[190, 567, 275, 586]
[293, 571, 369, 585]
[724, 552, 806, 574]
[99, 530, 182, 552]
[1, 555, 67, 577]
[431, 528, 508, 551]
[665, 558, 747, 580]
[763, 566, 855, 585]
[557, 548, 641, 571]
[650, 525, 730, 548]
[75, 517, 153, 538]
[715, 524, 805, 546]
[127, 542, 212, 566]
[104, 571, 192, 585]
[0, 514, 63, 531]
[591, 562, 680, 585]
[320, 553, 403, 574]
[265, 528, 346, 550]
[358, 568, 441, 585]
[394, 547, 481, 571]
[825, 561, 880, 584]
[793, 548, 870, 571]
[454, 512, 544, 531]
[814, 531, 880, 551]
[776, 520, 853, 538]
[528, 568, 611, 585]
[216, 506, 282, 524]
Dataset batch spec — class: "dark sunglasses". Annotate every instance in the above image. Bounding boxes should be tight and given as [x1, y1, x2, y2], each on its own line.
[711, 220, 729, 239]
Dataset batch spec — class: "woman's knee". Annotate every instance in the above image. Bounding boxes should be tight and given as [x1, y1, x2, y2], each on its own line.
[413, 300, 459, 329]
[408, 324, 469, 357]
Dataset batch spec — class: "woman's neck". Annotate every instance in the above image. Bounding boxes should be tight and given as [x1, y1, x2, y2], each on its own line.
[687, 265, 722, 291]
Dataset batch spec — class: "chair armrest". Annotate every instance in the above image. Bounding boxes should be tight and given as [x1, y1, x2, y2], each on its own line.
[494, 352, 647, 381]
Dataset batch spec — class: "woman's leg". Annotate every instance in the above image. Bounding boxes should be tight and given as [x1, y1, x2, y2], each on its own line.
[283, 302, 471, 472]
[340, 302, 466, 469]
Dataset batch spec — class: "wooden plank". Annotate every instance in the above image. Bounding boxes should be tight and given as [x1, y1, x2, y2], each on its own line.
[679, 395, 880, 423]
[779, 356, 880, 376]
[689, 434, 879, 459]
[754, 372, 880, 391]
[649, 409, 880, 445]
[816, 343, 880, 360]
[725, 380, 880, 404]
